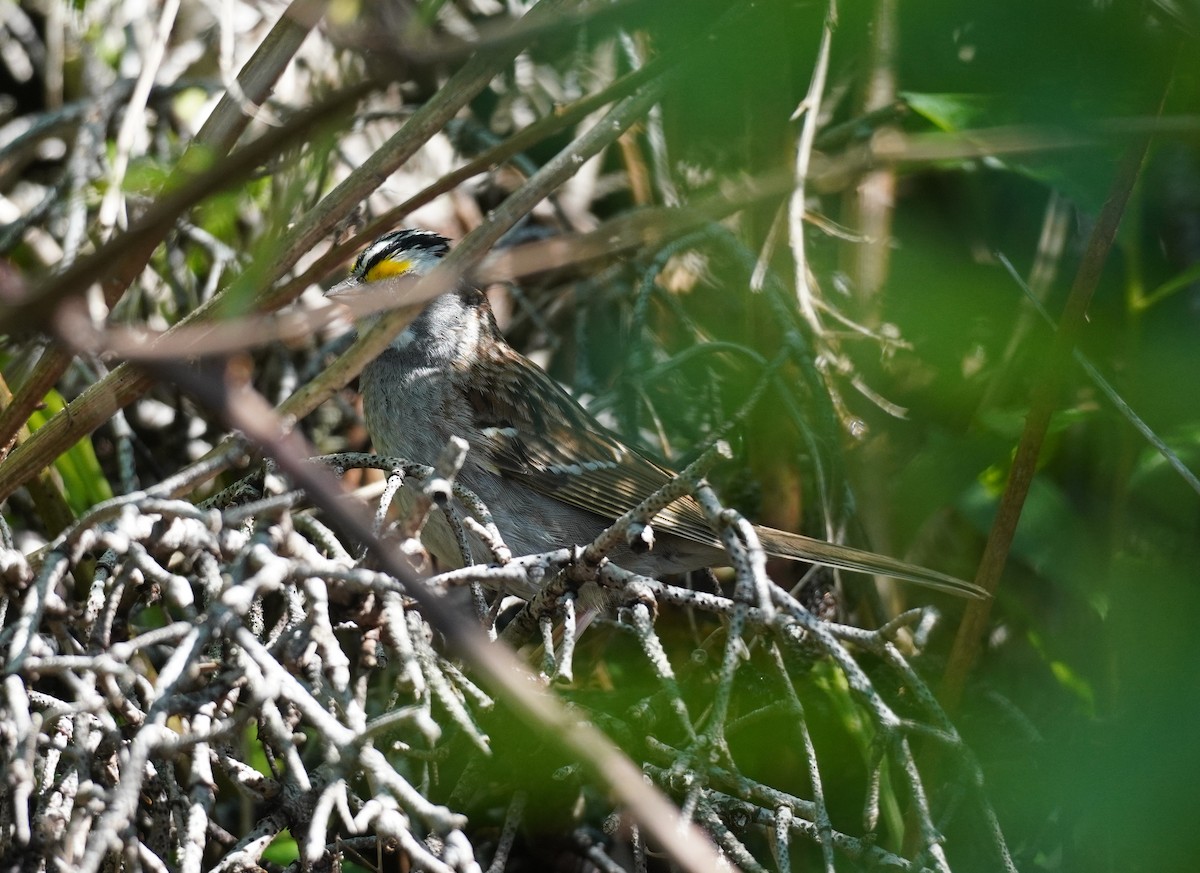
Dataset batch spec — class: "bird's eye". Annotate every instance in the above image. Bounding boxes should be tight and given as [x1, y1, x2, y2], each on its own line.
[365, 257, 413, 282]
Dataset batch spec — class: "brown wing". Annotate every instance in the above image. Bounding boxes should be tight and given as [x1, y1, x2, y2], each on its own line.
[459, 341, 986, 598]
[461, 343, 719, 545]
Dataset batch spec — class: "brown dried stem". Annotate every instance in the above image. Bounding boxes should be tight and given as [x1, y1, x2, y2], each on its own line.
[939, 120, 1160, 710]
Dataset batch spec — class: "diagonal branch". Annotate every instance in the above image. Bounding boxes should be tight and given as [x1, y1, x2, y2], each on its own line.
[939, 116, 1161, 711]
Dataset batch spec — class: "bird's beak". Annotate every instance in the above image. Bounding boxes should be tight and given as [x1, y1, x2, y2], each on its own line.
[326, 277, 359, 299]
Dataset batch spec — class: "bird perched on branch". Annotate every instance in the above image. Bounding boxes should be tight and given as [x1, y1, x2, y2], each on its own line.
[331, 228, 984, 599]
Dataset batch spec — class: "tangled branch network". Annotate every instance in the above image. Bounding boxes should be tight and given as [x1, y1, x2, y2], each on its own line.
[0, 437, 1011, 873]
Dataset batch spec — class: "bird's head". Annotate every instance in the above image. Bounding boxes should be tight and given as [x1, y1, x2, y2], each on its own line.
[329, 228, 493, 359]
[327, 228, 454, 327]
[329, 228, 451, 298]
[347, 228, 450, 283]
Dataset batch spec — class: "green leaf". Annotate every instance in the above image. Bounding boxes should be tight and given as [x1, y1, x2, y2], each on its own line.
[901, 92, 1000, 132]
[1029, 630, 1096, 716]
[26, 390, 113, 514]
[124, 156, 173, 195]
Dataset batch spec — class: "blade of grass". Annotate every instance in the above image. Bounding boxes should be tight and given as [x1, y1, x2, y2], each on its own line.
[997, 251, 1200, 497]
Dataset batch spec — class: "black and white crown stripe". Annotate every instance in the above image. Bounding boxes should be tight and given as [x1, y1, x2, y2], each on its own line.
[350, 229, 451, 280]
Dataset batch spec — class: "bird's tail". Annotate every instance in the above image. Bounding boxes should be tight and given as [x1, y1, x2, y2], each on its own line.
[755, 527, 986, 599]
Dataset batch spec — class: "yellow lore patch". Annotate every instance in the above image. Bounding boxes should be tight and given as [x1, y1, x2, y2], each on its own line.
[365, 258, 413, 282]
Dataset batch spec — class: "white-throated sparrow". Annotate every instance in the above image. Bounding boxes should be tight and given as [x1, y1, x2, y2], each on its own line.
[332, 228, 983, 599]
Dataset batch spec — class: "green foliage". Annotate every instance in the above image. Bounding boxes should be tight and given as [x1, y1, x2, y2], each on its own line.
[123, 156, 175, 195]
[27, 390, 112, 514]
[262, 831, 299, 866]
[903, 91, 1008, 132]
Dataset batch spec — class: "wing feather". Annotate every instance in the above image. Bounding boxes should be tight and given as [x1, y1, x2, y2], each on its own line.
[463, 345, 719, 545]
